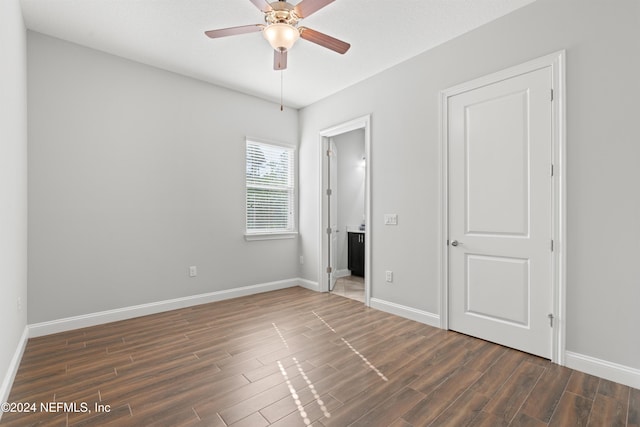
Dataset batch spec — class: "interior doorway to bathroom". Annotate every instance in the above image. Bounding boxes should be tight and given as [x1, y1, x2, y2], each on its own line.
[319, 115, 371, 305]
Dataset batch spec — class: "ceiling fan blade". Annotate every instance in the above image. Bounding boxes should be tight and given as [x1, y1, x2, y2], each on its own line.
[204, 24, 264, 39]
[274, 50, 288, 70]
[294, 0, 334, 18]
[299, 27, 350, 54]
[249, 0, 272, 12]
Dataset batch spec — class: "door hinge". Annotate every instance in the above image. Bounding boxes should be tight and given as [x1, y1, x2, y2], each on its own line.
[326, 188, 332, 196]
[551, 164, 554, 177]
[548, 313, 554, 327]
[551, 239, 554, 252]
[326, 227, 332, 235]
[550, 89, 554, 101]
[326, 266, 332, 273]
[326, 149, 332, 157]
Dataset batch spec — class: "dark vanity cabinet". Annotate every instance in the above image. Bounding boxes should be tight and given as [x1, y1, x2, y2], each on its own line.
[348, 232, 365, 277]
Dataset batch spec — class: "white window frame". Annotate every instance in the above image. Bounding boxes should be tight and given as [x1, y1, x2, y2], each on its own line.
[245, 138, 297, 241]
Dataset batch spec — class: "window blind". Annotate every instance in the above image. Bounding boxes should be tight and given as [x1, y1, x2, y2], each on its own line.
[246, 140, 295, 233]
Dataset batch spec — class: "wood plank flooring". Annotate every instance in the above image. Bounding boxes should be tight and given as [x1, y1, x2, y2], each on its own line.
[2, 287, 638, 426]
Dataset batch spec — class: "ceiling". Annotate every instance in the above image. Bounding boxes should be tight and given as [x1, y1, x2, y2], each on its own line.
[20, 0, 538, 109]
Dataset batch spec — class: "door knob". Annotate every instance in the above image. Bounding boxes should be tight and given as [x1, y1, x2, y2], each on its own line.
[451, 240, 460, 247]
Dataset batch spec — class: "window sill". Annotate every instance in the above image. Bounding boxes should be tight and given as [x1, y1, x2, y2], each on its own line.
[244, 231, 298, 241]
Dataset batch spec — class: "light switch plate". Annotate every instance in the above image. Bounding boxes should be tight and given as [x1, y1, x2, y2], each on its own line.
[384, 214, 398, 225]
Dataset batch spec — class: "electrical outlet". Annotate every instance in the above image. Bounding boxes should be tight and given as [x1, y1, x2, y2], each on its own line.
[385, 271, 393, 283]
[189, 266, 197, 277]
[299, 255, 304, 265]
[384, 214, 398, 225]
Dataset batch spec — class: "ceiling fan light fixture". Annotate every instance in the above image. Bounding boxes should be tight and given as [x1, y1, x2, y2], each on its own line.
[263, 23, 300, 51]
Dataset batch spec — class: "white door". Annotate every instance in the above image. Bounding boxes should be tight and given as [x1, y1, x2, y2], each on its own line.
[448, 66, 553, 358]
[328, 140, 339, 291]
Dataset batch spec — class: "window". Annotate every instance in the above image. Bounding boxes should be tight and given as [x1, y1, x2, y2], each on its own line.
[246, 139, 296, 237]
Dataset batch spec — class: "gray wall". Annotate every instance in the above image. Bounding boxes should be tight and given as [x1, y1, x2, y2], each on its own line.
[27, 32, 300, 324]
[334, 130, 365, 272]
[0, 0, 28, 399]
[299, 0, 640, 370]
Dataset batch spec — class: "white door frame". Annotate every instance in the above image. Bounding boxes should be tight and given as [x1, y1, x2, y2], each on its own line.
[318, 115, 371, 306]
[439, 51, 567, 364]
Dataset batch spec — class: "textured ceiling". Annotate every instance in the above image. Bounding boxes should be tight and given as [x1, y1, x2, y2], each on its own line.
[20, 0, 538, 108]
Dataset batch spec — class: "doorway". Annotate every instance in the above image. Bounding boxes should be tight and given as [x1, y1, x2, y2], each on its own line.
[319, 115, 371, 306]
[440, 52, 566, 363]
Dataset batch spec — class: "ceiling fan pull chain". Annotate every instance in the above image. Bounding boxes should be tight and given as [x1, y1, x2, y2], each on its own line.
[280, 69, 284, 111]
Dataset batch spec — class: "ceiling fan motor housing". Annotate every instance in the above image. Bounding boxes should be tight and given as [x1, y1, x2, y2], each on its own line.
[265, 2, 300, 26]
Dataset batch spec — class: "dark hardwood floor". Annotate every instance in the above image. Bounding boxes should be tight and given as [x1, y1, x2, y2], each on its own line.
[1, 287, 638, 426]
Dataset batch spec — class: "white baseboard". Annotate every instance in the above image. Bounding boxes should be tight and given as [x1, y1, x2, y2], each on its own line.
[29, 278, 305, 338]
[565, 351, 640, 390]
[297, 278, 320, 291]
[335, 269, 351, 279]
[369, 298, 440, 328]
[0, 326, 29, 419]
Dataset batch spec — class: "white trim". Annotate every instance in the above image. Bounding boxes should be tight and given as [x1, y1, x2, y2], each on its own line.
[318, 115, 372, 306]
[245, 137, 297, 236]
[438, 80, 450, 332]
[246, 136, 296, 150]
[370, 298, 440, 328]
[551, 51, 567, 365]
[244, 232, 298, 241]
[28, 278, 303, 338]
[439, 51, 567, 364]
[0, 326, 29, 418]
[565, 351, 640, 390]
[297, 278, 320, 291]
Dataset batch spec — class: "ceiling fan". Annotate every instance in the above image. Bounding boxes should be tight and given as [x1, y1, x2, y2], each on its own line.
[204, 0, 350, 70]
